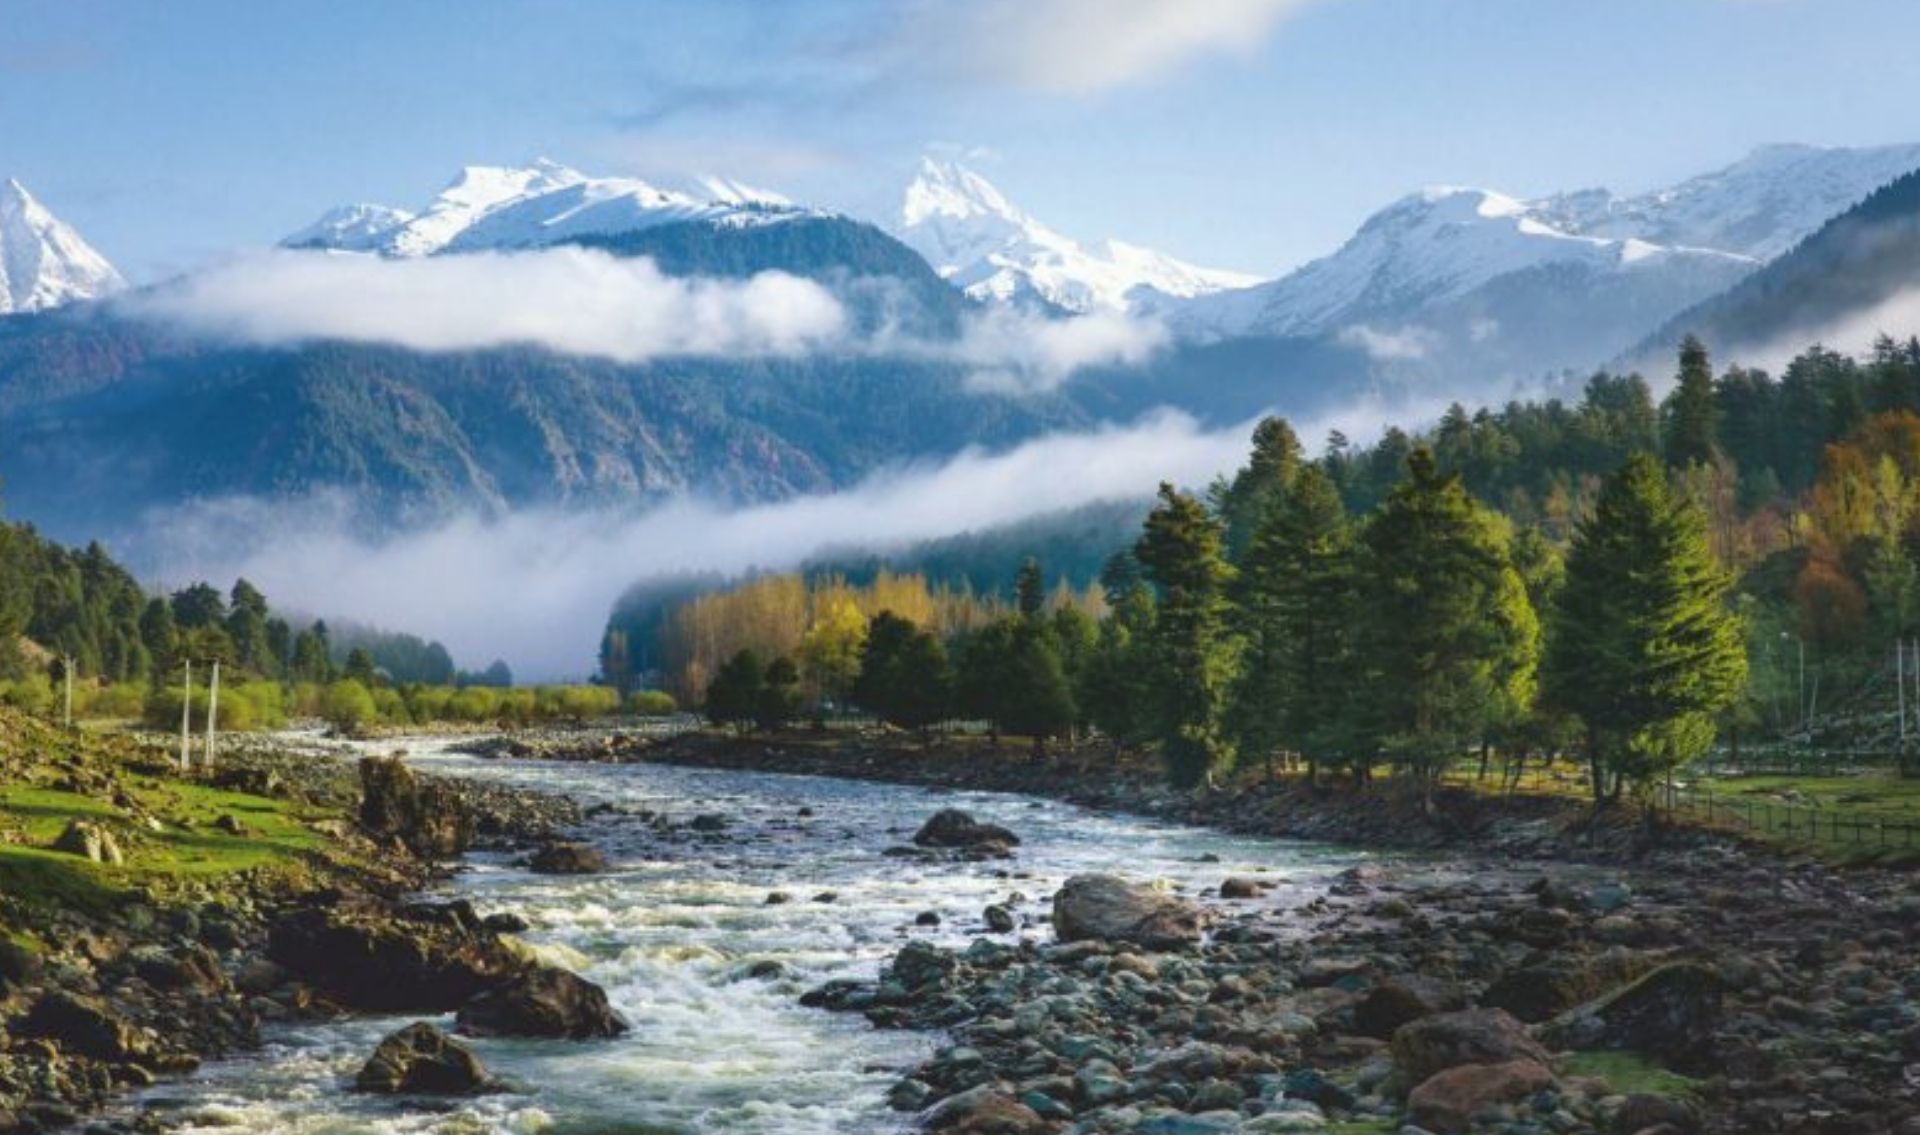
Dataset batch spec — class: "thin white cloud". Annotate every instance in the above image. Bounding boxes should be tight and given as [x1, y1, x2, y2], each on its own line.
[119, 246, 1163, 392]
[951, 307, 1169, 394]
[143, 397, 1416, 680]
[886, 0, 1316, 95]
[122, 247, 848, 362]
[1338, 322, 1440, 361]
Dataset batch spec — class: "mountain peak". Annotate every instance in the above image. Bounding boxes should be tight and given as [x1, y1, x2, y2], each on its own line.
[0, 177, 125, 315]
[892, 155, 1256, 313]
[283, 161, 816, 258]
[902, 158, 1029, 228]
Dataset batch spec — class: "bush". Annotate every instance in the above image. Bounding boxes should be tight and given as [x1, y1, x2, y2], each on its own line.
[321, 679, 377, 732]
[0, 674, 54, 715]
[627, 689, 678, 716]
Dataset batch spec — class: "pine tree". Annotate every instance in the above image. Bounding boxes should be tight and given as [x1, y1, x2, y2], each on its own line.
[705, 648, 765, 732]
[1663, 335, 1719, 467]
[1353, 449, 1539, 801]
[1015, 557, 1046, 620]
[1134, 483, 1237, 788]
[756, 655, 802, 731]
[1215, 417, 1303, 561]
[1545, 451, 1747, 804]
[1079, 585, 1155, 756]
[852, 611, 952, 731]
[1226, 466, 1356, 780]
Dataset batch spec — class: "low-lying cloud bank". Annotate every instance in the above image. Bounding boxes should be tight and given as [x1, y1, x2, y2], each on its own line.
[142, 400, 1423, 680]
[1736, 286, 1920, 375]
[121, 246, 1161, 392]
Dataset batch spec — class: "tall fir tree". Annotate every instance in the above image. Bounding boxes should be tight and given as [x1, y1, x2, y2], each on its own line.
[1663, 335, 1719, 468]
[1214, 417, 1303, 562]
[1545, 451, 1747, 804]
[1353, 449, 1539, 801]
[1134, 483, 1237, 788]
[1226, 465, 1357, 780]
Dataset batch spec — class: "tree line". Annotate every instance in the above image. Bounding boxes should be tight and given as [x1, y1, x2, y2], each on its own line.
[693, 338, 1920, 808]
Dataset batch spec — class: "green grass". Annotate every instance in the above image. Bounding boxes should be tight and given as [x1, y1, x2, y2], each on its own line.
[1700, 773, 1920, 821]
[0, 775, 330, 915]
[1562, 1051, 1699, 1098]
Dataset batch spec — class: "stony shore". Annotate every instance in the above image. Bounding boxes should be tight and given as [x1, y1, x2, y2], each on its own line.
[0, 716, 609, 1134]
[468, 726, 1920, 1135]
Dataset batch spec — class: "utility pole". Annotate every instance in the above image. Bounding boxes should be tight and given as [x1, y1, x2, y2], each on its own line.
[1900, 641, 1907, 746]
[204, 660, 220, 770]
[179, 659, 193, 771]
[61, 653, 74, 728]
[1797, 635, 1807, 732]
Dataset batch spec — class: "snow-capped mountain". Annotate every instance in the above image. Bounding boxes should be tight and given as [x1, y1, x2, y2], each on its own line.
[1173, 185, 1756, 342]
[283, 159, 816, 257]
[1167, 143, 1920, 386]
[1534, 142, 1920, 262]
[890, 157, 1259, 314]
[0, 179, 125, 315]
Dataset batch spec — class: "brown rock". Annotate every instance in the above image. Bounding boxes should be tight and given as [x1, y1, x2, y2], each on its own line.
[1408, 1059, 1555, 1133]
[455, 965, 628, 1039]
[51, 819, 123, 866]
[528, 841, 608, 874]
[1052, 874, 1202, 951]
[925, 1086, 1050, 1134]
[1391, 1008, 1550, 1085]
[355, 1022, 494, 1094]
[359, 756, 473, 859]
[268, 901, 522, 1012]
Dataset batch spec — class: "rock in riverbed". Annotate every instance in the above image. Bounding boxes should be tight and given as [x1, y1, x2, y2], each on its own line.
[359, 756, 473, 859]
[912, 809, 1020, 856]
[455, 965, 629, 1039]
[1052, 873, 1203, 950]
[528, 841, 608, 874]
[267, 901, 523, 1012]
[355, 1022, 495, 1095]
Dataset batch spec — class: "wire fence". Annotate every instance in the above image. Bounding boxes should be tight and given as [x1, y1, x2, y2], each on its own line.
[1656, 780, 1920, 851]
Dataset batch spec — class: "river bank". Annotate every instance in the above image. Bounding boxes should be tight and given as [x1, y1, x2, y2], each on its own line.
[455, 726, 1920, 1134]
[0, 713, 603, 1134]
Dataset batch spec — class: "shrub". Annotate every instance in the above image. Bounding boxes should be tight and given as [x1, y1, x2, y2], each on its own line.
[627, 689, 678, 716]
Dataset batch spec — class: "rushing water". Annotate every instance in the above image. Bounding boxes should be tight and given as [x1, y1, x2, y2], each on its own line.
[138, 738, 1371, 1135]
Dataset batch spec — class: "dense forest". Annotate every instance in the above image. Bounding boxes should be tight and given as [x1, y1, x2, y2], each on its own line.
[656, 334, 1920, 802]
[0, 520, 575, 730]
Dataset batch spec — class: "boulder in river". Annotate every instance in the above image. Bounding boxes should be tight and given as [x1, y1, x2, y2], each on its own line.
[455, 965, 628, 1039]
[912, 809, 1019, 856]
[23, 990, 152, 1064]
[1390, 1008, 1549, 1085]
[268, 901, 522, 1012]
[359, 756, 474, 859]
[355, 1022, 495, 1095]
[1051, 874, 1203, 951]
[51, 819, 123, 866]
[528, 841, 608, 875]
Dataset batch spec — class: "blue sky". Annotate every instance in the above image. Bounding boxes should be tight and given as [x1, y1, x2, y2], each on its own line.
[6, 0, 1920, 284]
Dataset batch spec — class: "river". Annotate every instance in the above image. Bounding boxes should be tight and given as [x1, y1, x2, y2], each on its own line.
[136, 737, 1372, 1135]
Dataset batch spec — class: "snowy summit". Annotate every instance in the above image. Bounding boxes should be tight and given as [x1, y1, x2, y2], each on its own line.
[282, 159, 817, 258]
[890, 157, 1259, 315]
[0, 179, 125, 315]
